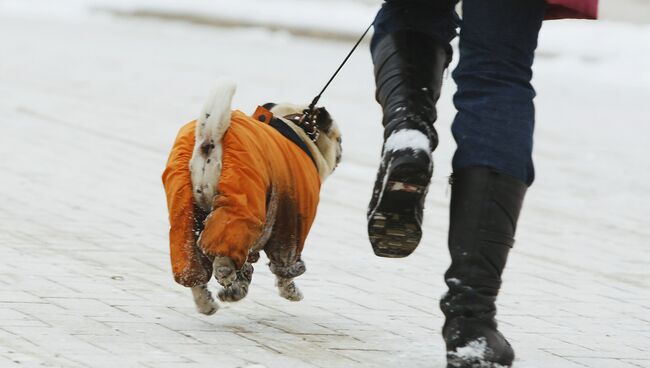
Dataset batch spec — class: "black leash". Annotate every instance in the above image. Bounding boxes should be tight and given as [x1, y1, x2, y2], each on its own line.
[299, 21, 374, 141]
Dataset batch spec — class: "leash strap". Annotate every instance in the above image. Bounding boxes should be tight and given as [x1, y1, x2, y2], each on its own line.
[299, 21, 374, 141]
[308, 21, 374, 112]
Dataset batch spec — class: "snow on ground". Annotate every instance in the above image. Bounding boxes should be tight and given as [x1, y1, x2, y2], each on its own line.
[0, 1, 649, 367]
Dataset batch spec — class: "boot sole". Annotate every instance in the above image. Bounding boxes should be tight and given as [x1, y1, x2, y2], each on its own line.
[446, 356, 511, 368]
[368, 158, 430, 258]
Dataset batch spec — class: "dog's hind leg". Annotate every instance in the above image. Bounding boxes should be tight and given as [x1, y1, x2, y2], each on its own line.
[191, 284, 219, 315]
[268, 259, 306, 302]
[217, 262, 254, 302]
[275, 276, 303, 302]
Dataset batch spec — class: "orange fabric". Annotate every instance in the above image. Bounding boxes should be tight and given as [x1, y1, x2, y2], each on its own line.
[252, 105, 273, 123]
[162, 110, 321, 286]
[162, 122, 212, 286]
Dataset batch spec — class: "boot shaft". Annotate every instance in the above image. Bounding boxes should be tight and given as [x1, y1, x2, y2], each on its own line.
[442, 167, 527, 318]
[372, 30, 451, 142]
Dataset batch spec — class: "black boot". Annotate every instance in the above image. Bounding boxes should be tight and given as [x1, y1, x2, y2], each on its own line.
[367, 30, 451, 258]
[440, 167, 527, 368]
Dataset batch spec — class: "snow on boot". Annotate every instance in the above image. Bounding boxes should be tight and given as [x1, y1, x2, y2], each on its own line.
[442, 287, 515, 368]
[440, 167, 527, 368]
[367, 30, 451, 258]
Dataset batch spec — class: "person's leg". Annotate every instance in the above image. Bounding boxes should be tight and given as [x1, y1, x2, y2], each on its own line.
[371, 0, 459, 52]
[441, 1, 545, 367]
[367, 0, 459, 258]
[452, 0, 544, 184]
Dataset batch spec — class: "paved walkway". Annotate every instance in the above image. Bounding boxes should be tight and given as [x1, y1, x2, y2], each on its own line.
[0, 7, 649, 368]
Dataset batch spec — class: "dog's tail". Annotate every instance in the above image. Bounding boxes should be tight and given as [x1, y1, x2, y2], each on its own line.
[196, 79, 237, 145]
[191, 79, 237, 209]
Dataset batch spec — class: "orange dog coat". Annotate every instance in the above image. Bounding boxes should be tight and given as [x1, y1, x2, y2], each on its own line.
[162, 109, 321, 287]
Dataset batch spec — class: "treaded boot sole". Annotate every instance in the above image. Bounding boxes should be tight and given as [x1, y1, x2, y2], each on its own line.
[368, 157, 430, 258]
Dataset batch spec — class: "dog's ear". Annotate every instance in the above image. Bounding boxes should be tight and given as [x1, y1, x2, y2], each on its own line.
[315, 107, 332, 133]
[262, 102, 276, 111]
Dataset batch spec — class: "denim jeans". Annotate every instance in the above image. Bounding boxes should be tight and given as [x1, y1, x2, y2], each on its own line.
[372, 0, 546, 185]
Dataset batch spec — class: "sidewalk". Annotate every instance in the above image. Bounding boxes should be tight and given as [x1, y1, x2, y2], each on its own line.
[0, 4, 649, 368]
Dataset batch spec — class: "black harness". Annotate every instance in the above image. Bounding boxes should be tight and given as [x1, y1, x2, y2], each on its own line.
[252, 107, 317, 167]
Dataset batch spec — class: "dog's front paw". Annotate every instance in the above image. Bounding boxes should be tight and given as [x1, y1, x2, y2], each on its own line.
[197, 301, 219, 315]
[218, 282, 249, 302]
[191, 285, 219, 315]
[277, 279, 303, 302]
[213, 256, 237, 287]
[217, 263, 253, 302]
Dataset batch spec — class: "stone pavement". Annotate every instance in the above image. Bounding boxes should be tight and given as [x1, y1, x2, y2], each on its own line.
[0, 7, 649, 368]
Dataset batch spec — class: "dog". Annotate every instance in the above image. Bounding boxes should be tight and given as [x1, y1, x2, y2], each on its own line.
[162, 79, 342, 315]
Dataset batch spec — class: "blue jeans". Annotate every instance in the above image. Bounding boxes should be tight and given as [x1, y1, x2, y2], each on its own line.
[372, 0, 546, 185]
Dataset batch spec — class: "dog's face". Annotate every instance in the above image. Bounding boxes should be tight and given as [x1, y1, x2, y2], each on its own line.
[265, 103, 342, 179]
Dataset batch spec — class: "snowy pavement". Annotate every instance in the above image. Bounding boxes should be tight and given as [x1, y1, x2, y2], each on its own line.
[1, 1, 650, 368]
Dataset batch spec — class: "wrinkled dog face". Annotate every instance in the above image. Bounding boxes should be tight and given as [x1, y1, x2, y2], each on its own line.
[266, 103, 342, 177]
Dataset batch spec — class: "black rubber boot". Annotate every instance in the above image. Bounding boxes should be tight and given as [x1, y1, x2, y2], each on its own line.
[440, 167, 527, 368]
[367, 30, 451, 258]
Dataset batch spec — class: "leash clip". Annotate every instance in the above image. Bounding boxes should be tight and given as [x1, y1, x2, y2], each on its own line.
[298, 107, 320, 142]
[285, 108, 319, 143]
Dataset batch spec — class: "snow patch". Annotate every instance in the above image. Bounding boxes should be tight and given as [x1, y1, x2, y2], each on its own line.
[447, 338, 510, 368]
[448, 337, 488, 360]
[384, 129, 430, 152]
